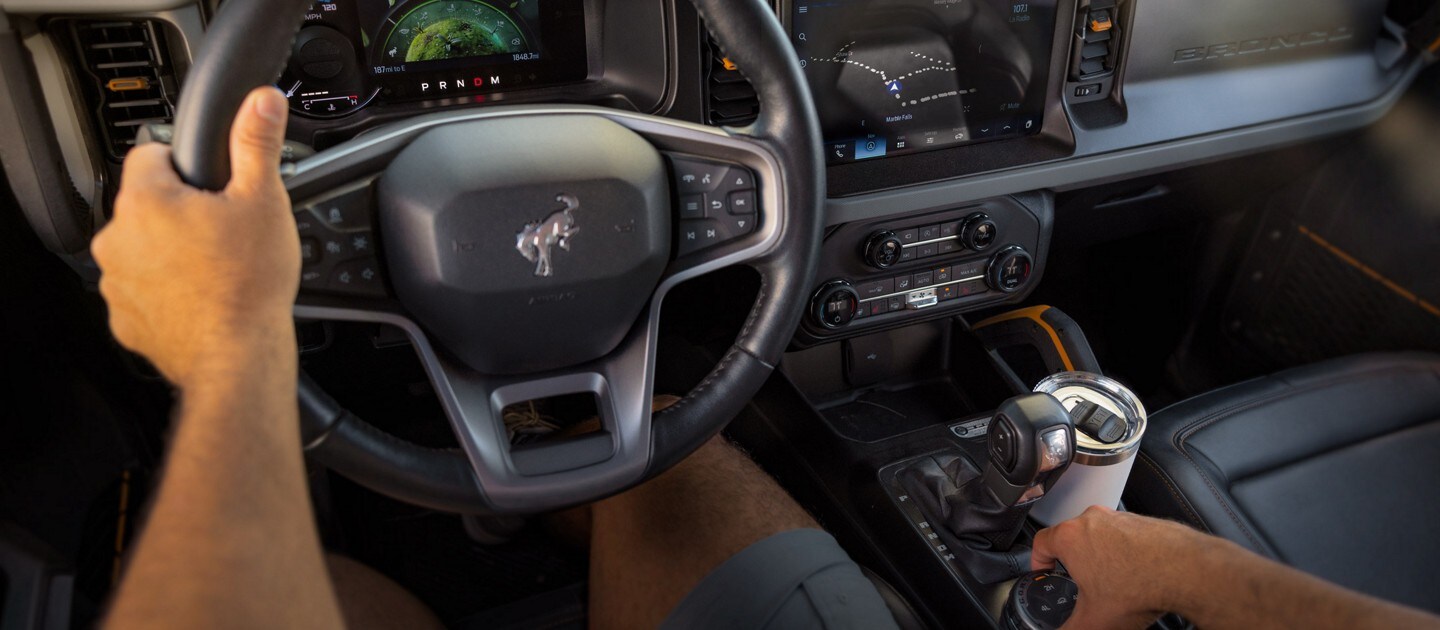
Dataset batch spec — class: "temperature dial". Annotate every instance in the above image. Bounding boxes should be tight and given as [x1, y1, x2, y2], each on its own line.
[278, 26, 376, 118]
[987, 246, 1034, 293]
[811, 280, 860, 329]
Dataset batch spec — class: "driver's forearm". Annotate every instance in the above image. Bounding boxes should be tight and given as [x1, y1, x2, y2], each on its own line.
[1170, 538, 1440, 630]
[104, 321, 343, 630]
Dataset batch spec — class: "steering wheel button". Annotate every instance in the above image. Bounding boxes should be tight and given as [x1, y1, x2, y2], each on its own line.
[679, 194, 706, 219]
[678, 219, 725, 255]
[300, 237, 321, 265]
[722, 215, 755, 237]
[727, 190, 756, 215]
[670, 157, 730, 194]
[327, 258, 385, 297]
[306, 190, 373, 233]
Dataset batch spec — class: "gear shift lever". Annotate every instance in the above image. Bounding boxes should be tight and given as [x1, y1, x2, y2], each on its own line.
[897, 394, 1075, 583]
[983, 394, 1076, 513]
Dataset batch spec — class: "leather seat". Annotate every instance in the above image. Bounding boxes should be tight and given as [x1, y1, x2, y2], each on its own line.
[1124, 353, 1440, 613]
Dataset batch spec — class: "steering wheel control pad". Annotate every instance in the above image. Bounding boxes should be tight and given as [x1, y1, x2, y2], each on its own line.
[379, 115, 670, 375]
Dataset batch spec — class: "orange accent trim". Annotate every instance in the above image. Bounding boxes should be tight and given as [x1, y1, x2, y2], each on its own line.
[721, 57, 738, 71]
[106, 77, 150, 92]
[972, 305, 1077, 372]
[1429, 35, 1440, 54]
[1298, 225, 1440, 319]
[1090, 16, 1113, 32]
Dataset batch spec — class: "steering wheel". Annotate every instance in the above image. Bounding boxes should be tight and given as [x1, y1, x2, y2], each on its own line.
[167, 0, 823, 514]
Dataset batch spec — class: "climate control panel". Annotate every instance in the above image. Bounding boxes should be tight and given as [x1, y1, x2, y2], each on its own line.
[798, 198, 1046, 345]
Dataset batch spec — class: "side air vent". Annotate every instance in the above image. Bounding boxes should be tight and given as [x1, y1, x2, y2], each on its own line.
[63, 20, 179, 161]
[704, 36, 760, 127]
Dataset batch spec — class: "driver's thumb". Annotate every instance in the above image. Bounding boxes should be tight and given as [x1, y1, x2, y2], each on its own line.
[228, 86, 288, 196]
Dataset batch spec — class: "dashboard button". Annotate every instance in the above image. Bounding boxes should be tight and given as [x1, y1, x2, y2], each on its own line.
[935, 267, 953, 283]
[938, 285, 958, 301]
[938, 240, 960, 255]
[900, 248, 916, 262]
[917, 243, 939, 259]
[727, 190, 756, 215]
[864, 231, 905, 269]
[887, 296, 903, 312]
[898, 228, 920, 244]
[988, 246, 1034, 293]
[918, 225, 940, 241]
[895, 275, 914, 292]
[856, 279, 894, 299]
[811, 280, 859, 329]
[914, 271, 935, 287]
[940, 222, 961, 237]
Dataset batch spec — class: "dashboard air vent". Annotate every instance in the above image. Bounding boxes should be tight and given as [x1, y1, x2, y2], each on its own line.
[704, 36, 759, 127]
[64, 20, 178, 161]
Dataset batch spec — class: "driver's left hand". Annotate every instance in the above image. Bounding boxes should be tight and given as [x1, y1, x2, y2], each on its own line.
[92, 86, 298, 388]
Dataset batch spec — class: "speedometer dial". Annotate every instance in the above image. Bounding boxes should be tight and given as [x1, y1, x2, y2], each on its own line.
[376, 0, 532, 66]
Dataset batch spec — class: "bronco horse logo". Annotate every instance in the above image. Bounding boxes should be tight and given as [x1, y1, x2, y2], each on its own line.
[515, 194, 581, 277]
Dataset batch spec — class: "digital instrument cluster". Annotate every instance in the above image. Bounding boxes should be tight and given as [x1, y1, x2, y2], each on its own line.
[791, 0, 1058, 164]
[278, 0, 587, 118]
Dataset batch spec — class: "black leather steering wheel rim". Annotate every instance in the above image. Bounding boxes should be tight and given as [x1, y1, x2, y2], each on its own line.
[170, 0, 824, 514]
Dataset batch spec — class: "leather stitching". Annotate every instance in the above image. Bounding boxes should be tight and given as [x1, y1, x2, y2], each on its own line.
[1134, 450, 1209, 532]
[1168, 363, 1438, 555]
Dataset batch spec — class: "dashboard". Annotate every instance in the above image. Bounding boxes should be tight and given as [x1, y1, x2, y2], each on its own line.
[0, 0, 1428, 343]
[278, 0, 588, 118]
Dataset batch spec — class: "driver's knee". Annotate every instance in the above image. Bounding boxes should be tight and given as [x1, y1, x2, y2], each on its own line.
[325, 553, 444, 630]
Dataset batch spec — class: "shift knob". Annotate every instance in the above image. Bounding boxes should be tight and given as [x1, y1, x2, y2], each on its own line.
[982, 394, 1076, 509]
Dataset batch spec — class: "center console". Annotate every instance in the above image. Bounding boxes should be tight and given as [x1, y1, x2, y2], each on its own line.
[731, 308, 1168, 628]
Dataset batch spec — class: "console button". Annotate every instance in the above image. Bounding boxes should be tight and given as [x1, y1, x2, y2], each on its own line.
[812, 280, 859, 329]
[918, 224, 941, 241]
[900, 248, 917, 262]
[856, 278, 894, 299]
[938, 240, 960, 255]
[868, 299, 890, 316]
[960, 213, 999, 251]
[898, 228, 920, 245]
[935, 266, 953, 283]
[914, 271, 935, 287]
[864, 231, 905, 269]
[940, 221, 961, 237]
[988, 246, 1034, 293]
[917, 243, 939, 259]
[887, 296, 903, 312]
[895, 275, 914, 292]
[937, 285, 958, 301]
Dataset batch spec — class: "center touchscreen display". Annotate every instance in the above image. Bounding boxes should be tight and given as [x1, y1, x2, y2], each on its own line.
[791, 0, 1058, 164]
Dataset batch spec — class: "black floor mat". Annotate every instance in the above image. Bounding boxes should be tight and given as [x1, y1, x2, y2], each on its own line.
[326, 476, 589, 624]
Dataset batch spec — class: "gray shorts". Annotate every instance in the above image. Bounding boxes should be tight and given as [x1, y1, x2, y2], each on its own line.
[661, 528, 900, 630]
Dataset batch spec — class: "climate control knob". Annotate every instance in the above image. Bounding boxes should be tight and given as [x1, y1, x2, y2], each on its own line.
[987, 246, 1034, 293]
[811, 280, 861, 329]
[960, 213, 999, 251]
[863, 231, 905, 269]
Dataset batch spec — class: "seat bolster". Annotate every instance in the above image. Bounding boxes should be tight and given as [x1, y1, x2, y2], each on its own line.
[1124, 353, 1440, 558]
